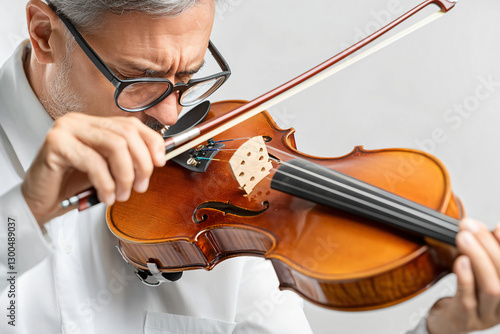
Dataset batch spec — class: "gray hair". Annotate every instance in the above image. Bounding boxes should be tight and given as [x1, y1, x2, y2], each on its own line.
[46, 0, 215, 33]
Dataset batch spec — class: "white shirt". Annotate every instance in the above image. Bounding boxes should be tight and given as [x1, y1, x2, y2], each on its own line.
[0, 41, 314, 334]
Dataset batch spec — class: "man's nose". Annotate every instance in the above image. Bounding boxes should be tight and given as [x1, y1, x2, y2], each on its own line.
[144, 93, 182, 126]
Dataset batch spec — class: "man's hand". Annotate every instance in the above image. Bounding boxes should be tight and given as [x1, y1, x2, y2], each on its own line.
[426, 218, 500, 334]
[21, 113, 166, 225]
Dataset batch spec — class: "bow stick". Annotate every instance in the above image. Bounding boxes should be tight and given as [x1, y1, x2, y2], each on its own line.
[163, 0, 458, 160]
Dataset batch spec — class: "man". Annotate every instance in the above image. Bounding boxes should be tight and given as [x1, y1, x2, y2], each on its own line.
[0, 0, 499, 333]
[0, 1, 313, 333]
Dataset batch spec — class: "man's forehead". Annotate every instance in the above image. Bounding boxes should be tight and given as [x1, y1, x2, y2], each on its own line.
[108, 40, 207, 73]
[83, 5, 214, 76]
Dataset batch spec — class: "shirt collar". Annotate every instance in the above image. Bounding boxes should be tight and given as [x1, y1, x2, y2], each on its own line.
[0, 40, 54, 171]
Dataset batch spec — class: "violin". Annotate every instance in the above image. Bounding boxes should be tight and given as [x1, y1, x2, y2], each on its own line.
[107, 99, 461, 311]
[59, 0, 460, 311]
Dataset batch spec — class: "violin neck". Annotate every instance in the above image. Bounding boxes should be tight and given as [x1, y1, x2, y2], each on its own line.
[270, 159, 459, 246]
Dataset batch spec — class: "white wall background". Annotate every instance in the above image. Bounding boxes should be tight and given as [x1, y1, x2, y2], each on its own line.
[2, 0, 500, 333]
[211, 2, 500, 332]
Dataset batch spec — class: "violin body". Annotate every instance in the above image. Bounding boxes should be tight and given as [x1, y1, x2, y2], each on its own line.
[107, 100, 462, 311]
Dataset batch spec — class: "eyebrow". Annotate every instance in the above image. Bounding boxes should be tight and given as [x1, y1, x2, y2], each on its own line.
[121, 60, 206, 78]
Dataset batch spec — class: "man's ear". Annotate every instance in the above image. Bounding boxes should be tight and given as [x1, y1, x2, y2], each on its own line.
[26, 0, 61, 64]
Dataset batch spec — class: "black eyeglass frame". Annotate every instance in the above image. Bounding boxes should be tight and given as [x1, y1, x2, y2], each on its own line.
[50, 4, 231, 112]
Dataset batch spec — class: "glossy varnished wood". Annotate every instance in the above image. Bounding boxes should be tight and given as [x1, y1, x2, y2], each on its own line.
[107, 100, 462, 311]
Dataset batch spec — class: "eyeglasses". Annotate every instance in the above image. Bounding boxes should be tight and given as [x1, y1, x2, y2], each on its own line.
[50, 4, 231, 112]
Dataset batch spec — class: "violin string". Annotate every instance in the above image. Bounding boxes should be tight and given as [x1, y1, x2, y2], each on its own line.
[270, 166, 459, 239]
[272, 168, 457, 236]
[196, 157, 227, 162]
[219, 147, 454, 239]
[263, 145, 459, 235]
[269, 175, 456, 239]
[199, 138, 458, 239]
[213, 137, 252, 143]
[200, 148, 238, 152]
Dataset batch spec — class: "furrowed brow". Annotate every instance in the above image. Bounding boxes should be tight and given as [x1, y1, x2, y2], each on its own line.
[122, 63, 169, 77]
[122, 60, 206, 78]
[177, 60, 205, 76]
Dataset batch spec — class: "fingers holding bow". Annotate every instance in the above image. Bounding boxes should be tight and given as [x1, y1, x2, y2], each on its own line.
[22, 113, 167, 225]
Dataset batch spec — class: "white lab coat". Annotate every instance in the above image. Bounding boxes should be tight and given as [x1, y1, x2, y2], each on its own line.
[0, 41, 315, 334]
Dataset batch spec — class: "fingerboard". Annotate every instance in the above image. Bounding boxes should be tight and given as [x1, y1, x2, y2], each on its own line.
[271, 159, 459, 245]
